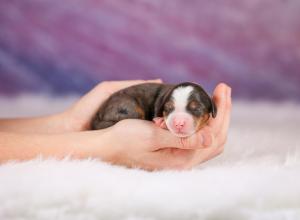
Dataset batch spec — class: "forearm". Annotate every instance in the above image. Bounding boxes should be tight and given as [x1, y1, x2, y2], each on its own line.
[0, 113, 72, 134]
[0, 130, 112, 163]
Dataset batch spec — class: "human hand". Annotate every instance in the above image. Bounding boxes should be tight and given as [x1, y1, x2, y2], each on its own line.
[164, 83, 232, 169]
[62, 79, 162, 132]
[83, 83, 231, 171]
[0, 80, 230, 170]
[84, 119, 205, 170]
[0, 80, 161, 134]
[137, 83, 232, 169]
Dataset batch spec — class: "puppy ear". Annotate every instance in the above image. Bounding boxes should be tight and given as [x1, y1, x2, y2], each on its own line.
[210, 97, 217, 118]
[188, 82, 217, 118]
[154, 86, 174, 117]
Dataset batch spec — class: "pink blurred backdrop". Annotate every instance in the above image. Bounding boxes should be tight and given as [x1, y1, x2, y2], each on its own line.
[0, 0, 300, 101]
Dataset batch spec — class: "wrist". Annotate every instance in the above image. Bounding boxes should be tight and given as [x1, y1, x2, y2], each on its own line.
[46, 112, 72, 133]
[19, 130, 114, 161]
[73, 129, 118, 162]
[60, 107, 95, 132]
[55, 110, 85, 133]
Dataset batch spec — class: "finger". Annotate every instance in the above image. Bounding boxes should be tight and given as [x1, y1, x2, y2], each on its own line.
[145, 149, 196, 170]
[187, 146, 224, 168]
[187, 138, 225, 168]
[199, 127, 214, 148]
[184, 87, 232, 168]
[208, 83, 229, 135]
[152, 128, 208, 150]
[217, 87, 232, 144]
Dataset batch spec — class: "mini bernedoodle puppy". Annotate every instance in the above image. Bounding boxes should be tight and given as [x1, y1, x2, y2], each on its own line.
[91, 82, 217, 137]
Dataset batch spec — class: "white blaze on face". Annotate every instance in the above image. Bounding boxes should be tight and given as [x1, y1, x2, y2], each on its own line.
[172, 86, 193, 111]
[165, 86, 196, 137]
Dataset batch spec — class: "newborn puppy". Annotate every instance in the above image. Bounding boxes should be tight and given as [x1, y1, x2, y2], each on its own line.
[91, 82, 217, 137]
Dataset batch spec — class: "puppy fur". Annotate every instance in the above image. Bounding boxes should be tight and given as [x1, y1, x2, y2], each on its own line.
[91, 82, 216, 137]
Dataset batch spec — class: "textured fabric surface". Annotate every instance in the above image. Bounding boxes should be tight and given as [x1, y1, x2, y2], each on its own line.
[0, 96, 300, 220]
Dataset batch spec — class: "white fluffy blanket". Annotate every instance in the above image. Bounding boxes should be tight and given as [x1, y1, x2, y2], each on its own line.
[0, 96, 300, 220]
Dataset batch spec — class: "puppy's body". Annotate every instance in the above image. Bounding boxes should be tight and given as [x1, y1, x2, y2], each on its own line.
[91, 83, 172, 129]
[92, 82, 216, 137]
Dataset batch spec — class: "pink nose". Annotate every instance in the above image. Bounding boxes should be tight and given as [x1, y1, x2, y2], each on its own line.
[173, 118, 186, 130]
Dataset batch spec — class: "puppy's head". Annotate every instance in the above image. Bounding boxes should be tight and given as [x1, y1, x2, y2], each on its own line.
[155, 82, 217, 137]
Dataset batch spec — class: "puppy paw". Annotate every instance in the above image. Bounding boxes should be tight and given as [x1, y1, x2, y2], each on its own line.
[153, 117, 168, 129]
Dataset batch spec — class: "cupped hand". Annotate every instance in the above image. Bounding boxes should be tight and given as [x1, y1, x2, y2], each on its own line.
[62, 80, 231, 171]
[63, 79, 162, 132]
[99, 119, 203, 170]
[178, 83, 232, 168]
[83, 83, 231, 171]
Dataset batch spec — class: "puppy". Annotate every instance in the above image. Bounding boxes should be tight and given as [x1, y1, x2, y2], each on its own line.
[91, 82, 217, 137]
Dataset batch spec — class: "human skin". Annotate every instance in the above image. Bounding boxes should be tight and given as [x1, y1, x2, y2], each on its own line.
[0, 79, 232, 170]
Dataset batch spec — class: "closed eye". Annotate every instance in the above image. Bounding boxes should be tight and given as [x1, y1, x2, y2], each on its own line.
[164, 101, 175, 113]
[188, 101, 200, 110]
[187, 101, 204, 116]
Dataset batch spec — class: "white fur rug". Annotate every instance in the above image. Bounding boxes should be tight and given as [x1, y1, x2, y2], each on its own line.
[0, 95, 300, 220]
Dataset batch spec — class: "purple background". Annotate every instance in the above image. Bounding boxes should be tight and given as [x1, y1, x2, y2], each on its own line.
[1, 0, 300, 101]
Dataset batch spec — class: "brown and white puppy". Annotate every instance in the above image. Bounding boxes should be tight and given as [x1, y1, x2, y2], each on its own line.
[91, 82, 217, 137]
